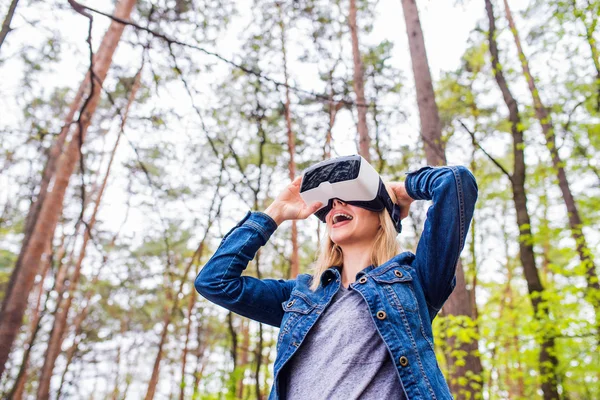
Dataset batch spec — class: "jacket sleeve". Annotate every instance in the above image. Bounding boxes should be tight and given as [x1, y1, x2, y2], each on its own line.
[404, 165, 478, 317]
[194, 211, 296, 327]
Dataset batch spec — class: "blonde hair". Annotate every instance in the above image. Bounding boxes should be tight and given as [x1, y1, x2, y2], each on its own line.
[308, 183, 401, 292]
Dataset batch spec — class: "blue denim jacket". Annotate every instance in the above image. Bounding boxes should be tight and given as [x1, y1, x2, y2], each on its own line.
[195, 165, 478, 399]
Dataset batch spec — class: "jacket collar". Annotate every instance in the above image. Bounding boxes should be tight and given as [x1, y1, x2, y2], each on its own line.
[319, 252, 416, 288]
[320, 265, 342, 287]
[319, 264, 376, 287]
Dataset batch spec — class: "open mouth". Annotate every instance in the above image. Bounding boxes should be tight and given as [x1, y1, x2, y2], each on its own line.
[332, 212, 353, 228]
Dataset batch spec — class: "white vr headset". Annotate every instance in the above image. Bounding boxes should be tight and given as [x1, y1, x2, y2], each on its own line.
[299, 155, 403, 233]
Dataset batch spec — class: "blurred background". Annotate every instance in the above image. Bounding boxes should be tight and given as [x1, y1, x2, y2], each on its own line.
[0, 0, 598, 398]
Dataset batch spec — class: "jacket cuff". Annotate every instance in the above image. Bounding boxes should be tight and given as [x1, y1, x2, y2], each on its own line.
[239, 211, 279, 243]
[404, 165, 433, 200]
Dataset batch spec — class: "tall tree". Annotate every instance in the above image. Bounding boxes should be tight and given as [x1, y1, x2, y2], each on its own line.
[485, 0, 559, 398]
[145, 197, 221, 399]
[0, 0, 137, 377]
[349, 0, 371, 161]
[503, 0, 600, 343]
[277, 2, 300, 279]
[399, 1, 482, 397]
[37, 65, 141, 400]
[400, 0, 446, 166]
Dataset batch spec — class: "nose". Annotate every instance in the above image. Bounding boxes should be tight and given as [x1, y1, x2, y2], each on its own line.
[332, 198, 346, 208]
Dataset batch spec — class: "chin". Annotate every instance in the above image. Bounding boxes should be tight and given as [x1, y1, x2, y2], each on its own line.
[330, 228, 354, 246]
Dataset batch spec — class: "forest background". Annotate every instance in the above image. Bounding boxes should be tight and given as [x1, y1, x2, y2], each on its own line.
[0, 0, 599, 399]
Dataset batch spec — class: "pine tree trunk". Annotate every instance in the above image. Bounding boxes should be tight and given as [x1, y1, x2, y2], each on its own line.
[504, 0, 600, 343]
[8, 239, 55, 400]
[348, 0, 371, 161]
[37, 67, 135, 398]
[254, 322, 264, 400]
[2, 59, 85, 381]
[236, 319, 250, 398]
[400, 1, 482, 397]
[193, 323, 209, 396]
[0, 0, 137, 377]
[179, 210, 215, 399]
[572, 0, 600, 110]
[400, 0, 446, 166]
[146, 227, 212, 400]
[144, 309, 171, 400]
[278, 4, 299, 279]
[179, 290, 197, 400]
[56, 282, 95, 400]
[0, 0, 19, 51]
[485, 1, 559, 398]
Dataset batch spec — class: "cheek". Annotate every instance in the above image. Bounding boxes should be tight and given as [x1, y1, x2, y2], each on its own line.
[356, 212, 380, 234]
[369, 215, 381, 234]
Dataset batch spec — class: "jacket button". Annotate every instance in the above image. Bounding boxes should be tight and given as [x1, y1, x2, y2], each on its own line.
[394, 270, 403, 278]
[287, 299, 295, 307]
[399, 356, 409, 367]
[376, 310, 386, 320]
[358, 276, 368, 284]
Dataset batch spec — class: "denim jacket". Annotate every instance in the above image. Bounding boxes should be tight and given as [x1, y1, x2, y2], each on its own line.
[194, 165, 478, 399]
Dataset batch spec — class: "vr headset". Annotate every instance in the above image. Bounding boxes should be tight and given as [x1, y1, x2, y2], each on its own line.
[299, 154, 403, 233]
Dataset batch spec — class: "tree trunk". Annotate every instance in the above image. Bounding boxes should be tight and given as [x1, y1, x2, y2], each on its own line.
[178, 188, 220, 399]
[56, 281, 95, 400]
[179, 290, 197, 400]
[236, 319, 250, 398]
[571, 0, 600, 110]
[0, 0, 137, 377]
[254, 322, 264, 400]
[146, 214, 215, 400]
[0, 0, 19, 52]
[8, 238, 55, 400]
[441, 260, 483, 398]
[37, 65, 136, 398]
[504, 0, 600, 343]
[192, 323, 210, 396]
[400, 0, 446, 166]
[2, 56, 86, 380]
[144, 308, 171, 400]
[400, 1, 482, 397]
[277, 4, 299, 279]
[348, 0, 371, 161]
[485, 1, 559, 398]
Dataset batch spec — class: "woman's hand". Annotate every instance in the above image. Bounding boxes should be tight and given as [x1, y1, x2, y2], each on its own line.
[264, 176, 323, 226]
[387, 181, 414, 220]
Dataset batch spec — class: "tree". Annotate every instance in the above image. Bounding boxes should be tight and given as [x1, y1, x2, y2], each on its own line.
[485, 0, 559, 397]
[399, 1, 483, 397]
[277, 2, 300, 279]
[0, 0, 19, 52]
[349, 0, 371, 161]
[503, 0, 600, 344]
[0, 0, 137, 378]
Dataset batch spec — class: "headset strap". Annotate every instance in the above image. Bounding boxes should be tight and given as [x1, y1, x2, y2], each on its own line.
[380, 182, 403, 234]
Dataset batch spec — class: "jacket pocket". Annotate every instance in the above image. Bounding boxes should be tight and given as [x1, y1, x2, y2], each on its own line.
[281, 291, 317, 315]
[371, 266, 418, 312]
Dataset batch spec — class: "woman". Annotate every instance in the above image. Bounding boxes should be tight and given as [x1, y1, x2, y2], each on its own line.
[195, 162, 478, 400]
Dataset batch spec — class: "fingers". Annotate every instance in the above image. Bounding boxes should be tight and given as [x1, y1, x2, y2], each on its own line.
[297, 201, 322, 220]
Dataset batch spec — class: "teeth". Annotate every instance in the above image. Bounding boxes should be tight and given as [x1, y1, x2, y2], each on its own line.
[333, 213, 353, 224]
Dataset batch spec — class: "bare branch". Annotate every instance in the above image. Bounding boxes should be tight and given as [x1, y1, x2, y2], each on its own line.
[73, 0, 402, 112]
[458, 119, 513, 182]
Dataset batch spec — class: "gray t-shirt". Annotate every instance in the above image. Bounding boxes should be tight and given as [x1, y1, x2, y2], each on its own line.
[282, 283, 406, 399]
